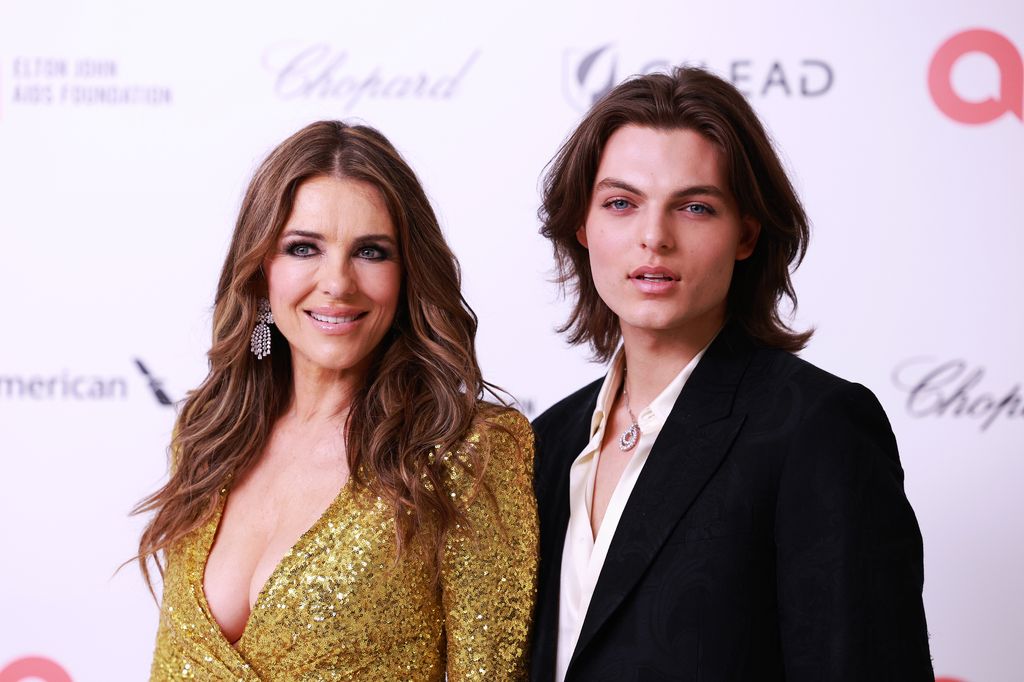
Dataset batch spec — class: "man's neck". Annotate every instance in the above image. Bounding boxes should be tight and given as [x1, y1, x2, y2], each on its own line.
[619, 322, 721, 410]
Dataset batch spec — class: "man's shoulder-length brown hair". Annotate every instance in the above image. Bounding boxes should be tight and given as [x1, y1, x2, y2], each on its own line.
[540, 66, 813, 362]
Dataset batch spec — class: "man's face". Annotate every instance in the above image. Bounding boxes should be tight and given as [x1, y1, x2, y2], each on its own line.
[578, 125, 760, 347]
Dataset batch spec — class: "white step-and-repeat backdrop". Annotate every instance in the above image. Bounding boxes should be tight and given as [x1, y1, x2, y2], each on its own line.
[1, 2, 1021, 680]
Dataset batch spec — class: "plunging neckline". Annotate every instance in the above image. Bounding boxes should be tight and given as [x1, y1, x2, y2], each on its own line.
[193, 479, 354, 650]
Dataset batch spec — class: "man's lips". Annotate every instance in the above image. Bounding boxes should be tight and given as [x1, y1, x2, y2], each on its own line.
[629, 265, 680, 282]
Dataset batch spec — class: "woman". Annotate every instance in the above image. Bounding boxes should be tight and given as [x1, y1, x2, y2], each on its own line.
[135, 121, 537, 680]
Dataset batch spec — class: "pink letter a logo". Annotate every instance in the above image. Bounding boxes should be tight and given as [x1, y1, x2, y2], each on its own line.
[928, 28, 1023, 124]
[0, 657, 73, 682]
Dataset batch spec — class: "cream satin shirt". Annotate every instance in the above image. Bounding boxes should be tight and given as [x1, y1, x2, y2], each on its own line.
[555, 342, 712, 682]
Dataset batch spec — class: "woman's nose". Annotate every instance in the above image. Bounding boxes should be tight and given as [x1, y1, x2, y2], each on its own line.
[319, 253, 357, 298]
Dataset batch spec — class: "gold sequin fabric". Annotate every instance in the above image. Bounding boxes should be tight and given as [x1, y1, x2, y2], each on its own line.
[149, 408, 537, 681]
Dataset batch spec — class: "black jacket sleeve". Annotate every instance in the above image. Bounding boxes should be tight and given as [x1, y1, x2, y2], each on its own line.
[775, 382, 932, 681]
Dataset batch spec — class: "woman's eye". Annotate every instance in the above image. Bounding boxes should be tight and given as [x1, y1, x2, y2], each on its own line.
[287, 243, 317, 257]
[357, 246, 387, 261]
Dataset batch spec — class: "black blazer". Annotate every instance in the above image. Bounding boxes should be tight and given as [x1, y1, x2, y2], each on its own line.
[530, 326, 932, 682]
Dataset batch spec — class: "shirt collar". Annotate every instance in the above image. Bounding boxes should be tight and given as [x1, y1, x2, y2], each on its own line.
[588, 329, 721, 438]
[589, 350, 625, 438]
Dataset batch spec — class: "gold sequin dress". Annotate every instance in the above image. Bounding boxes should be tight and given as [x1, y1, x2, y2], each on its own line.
[149, 409, 537, 681]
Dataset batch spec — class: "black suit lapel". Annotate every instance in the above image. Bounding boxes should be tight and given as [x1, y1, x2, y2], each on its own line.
[536, 399, 591, 595]
[531, 382, 600, 681]
[568, 329, 754, 672]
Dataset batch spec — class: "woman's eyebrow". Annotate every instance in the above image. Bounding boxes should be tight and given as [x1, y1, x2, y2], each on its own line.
[280, 229, 324, 240]
[353, 234, 397, 244]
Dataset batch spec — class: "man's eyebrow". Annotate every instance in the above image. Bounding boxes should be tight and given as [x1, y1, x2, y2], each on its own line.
[594, 177, 645, 197]
[670, 185, 727, 200]
[594, 178, 727, 201]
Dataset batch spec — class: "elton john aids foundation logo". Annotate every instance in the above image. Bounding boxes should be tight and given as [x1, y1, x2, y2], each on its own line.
[929, 28, 1023, 124]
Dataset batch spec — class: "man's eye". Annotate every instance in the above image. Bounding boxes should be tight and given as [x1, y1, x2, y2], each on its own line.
[684, 203, 715, 215]
[606, 198, 632, 211]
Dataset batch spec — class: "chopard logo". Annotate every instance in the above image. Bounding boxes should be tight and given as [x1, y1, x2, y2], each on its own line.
[892, 358, 1022, 431]
[263, 43, 479, 109]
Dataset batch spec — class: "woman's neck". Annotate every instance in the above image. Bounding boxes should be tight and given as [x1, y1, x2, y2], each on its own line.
[287, 363, 363, 425]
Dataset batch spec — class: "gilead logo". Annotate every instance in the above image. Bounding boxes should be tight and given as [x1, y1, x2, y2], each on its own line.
[0, 657, 72, 682]
[928, 28, 1023, 124]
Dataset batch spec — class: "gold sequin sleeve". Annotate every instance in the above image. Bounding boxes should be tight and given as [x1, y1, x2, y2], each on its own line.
[439, 408, 538, 681]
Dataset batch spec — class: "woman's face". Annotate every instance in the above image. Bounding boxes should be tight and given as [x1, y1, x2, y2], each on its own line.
[263, 175, 402, 380]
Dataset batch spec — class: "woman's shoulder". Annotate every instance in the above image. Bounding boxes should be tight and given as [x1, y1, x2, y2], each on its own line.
[462, 403, 533, 465]
[473, 403, 532, 441]
[441, 404, 533, 483]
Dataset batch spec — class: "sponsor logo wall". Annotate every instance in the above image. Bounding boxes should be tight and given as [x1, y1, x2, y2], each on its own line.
[0, 3, 1019, 680]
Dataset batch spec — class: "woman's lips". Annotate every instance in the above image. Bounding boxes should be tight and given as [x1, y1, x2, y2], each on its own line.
[305, 310, 367, 333]
[309, 311, 361, 324]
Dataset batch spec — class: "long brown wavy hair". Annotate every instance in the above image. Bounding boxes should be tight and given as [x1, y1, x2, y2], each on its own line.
[134, 121, 499, 591]
[541, 66, 813, 361]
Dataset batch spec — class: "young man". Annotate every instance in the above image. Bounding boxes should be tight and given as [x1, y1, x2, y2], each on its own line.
[530, 67, 932, 681]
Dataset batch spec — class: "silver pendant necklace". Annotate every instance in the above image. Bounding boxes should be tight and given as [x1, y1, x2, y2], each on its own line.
[618, 371, 641, 451]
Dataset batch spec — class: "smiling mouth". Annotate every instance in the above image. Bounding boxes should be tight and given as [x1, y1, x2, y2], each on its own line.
[308, 311, 365, 323]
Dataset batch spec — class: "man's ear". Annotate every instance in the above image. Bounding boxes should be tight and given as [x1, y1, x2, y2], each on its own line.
[736, 217, 760, 261]
[576, 225, 589, 249]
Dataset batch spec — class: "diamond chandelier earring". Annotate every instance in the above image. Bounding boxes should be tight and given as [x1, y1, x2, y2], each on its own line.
[250, 298, 274, 359]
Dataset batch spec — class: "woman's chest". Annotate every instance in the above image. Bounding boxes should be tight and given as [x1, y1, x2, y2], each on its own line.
[159, 490, 445, 677]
